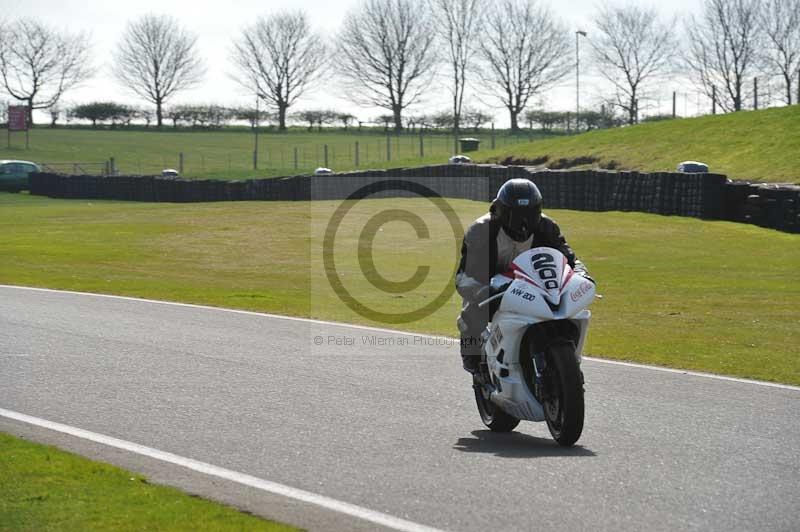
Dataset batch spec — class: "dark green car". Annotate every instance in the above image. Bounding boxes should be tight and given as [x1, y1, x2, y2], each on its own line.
[0, 160, 40, 192]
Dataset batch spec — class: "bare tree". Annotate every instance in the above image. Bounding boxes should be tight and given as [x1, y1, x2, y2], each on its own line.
[429, 0, 485, 135]
[231, 11, 325, 131]
[113, 14, 205, 128]
[462, 106, 493, 131]
[337, 0, 437, 132]
[479, 0, 571, 132]
[760, 0, 800, 104]
[685, 0, 763, 112]
[0, 18, 91, 126]
[590, 5, 676, 125]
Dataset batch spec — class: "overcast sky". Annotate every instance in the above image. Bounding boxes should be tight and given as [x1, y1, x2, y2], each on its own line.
[3, 0, 708, 126]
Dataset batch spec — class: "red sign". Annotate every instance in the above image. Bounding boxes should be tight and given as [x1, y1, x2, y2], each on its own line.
[8, 106, 27, 131]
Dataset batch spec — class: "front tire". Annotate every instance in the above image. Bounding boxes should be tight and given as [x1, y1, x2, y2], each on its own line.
[473, 376, 520, 432]
[541, 342, 584, 446]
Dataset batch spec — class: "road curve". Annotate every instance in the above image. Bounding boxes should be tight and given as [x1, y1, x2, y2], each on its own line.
[1, 286, 798, 532]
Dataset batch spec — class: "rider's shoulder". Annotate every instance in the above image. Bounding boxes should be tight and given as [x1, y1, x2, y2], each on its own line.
[538, 214, 560, 230]
[470, 213, 492, 228]
[464, 213, 493, 241]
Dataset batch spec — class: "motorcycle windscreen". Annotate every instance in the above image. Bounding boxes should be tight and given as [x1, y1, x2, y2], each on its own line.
[508, 247, 570, 305]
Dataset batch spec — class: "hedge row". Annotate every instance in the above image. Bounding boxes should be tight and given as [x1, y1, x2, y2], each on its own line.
[28, 164, 799, 233]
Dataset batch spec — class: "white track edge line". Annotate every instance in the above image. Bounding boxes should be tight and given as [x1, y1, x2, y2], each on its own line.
[580, 356, 800, 391]
[2, 284, 798, 392]
[0, 407, 446, 532]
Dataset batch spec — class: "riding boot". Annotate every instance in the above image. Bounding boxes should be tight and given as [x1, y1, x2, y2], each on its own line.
[460, 336, 483, 373]
[457, 301, 490, 374]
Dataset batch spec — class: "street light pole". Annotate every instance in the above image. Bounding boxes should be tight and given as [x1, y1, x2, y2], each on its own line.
[576, 30, 587, 133]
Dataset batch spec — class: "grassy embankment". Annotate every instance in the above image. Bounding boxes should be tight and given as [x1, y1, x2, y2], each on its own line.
[1, 192, 797, 385]
[481, 106, 800, 183]
[0, 432, 297, 531]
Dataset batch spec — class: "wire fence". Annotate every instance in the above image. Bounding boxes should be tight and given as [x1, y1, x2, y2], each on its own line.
[613, 73, 799, 119]
[40, 162, 108, 175]
[56, 133, 536, 178]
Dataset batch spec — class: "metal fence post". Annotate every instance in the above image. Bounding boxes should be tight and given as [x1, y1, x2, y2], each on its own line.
[179, 152, 184, 174]
[386, 134, 391, 162]
[672, 91, 677, 118]
[712, 86, 717, 114]
[294, 147, 298, 170]
[110, 157, 116, 175]
[491, 123, 496, 149]
[324, 144, 329, 168]
[754, 77, 758, 110]
[355, 142, 360, 167]
[419, 130, 424, 158]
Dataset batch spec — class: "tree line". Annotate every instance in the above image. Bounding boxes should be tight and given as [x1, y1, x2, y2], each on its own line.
[0, 0, 798, 132]
[42, 102, 632, 132]
[37, 101, 505, 132]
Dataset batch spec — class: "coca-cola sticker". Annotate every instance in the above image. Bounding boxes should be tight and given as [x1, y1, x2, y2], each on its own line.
[570, 281, 593, 302]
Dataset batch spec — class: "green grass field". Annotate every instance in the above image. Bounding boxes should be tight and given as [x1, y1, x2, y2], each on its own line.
[0, 127, 534, 180]
[1, 192, 797, 385]
[482, 106, 800, 183]
[0, 432, 296, 531]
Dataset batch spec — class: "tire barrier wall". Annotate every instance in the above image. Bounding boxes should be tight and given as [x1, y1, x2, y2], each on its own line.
[28, 164, 799, 233]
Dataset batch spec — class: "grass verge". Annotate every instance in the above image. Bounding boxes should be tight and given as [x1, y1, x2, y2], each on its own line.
[0, 432, 297, 531]
[0, 192, 797, 385]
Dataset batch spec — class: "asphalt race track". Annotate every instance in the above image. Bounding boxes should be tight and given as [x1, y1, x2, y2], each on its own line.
[1, 285, 798, 532]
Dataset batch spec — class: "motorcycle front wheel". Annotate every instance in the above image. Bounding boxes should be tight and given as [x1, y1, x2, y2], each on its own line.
[541, 341, 585, 446]
[473, 376, 520, 432]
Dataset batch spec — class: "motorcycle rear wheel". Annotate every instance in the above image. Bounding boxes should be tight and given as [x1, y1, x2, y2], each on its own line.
[473, 376, 520, 432]
[541, 342, 584, 446]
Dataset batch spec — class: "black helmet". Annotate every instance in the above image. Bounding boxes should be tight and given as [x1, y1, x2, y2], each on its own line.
[492, 179, 543, 241]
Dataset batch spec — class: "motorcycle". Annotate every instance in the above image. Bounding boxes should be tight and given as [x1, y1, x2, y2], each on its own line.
[472, 246, 597, 447]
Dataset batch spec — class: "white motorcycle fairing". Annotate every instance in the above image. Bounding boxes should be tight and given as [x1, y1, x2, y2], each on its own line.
[481, 247, 595, 422]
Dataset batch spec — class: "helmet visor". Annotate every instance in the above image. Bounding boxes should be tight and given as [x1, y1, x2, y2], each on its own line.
[503, 200, 541, 241]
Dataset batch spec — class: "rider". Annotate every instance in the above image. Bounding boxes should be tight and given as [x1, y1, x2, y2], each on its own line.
[456, 178, 593, 373]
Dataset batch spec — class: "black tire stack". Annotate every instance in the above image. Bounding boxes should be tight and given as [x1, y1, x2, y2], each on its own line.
[25, 164, 798, 233]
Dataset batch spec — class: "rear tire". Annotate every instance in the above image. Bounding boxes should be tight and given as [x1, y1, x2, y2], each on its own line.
[541, 342, 584, 446]
[473, 376, 520, 432]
